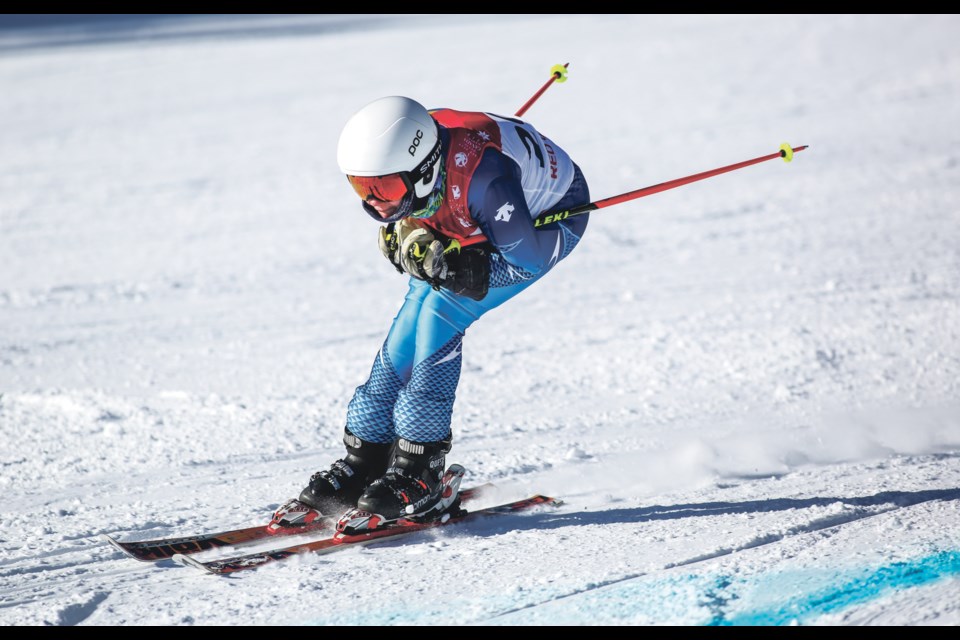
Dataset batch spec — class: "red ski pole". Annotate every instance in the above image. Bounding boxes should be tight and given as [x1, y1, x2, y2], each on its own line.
[515, 63, 569, 117]
[534, 143, 809, 227]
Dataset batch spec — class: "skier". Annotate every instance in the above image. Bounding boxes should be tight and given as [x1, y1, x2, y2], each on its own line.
[298, 96, 590, 524]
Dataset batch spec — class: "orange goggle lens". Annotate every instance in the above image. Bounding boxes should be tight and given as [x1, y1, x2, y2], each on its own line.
[346, 172, 411, 202]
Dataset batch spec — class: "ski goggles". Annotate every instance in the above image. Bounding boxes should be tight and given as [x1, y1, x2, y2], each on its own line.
[344, 137, 443, 203]
[346, 171, 413, 203]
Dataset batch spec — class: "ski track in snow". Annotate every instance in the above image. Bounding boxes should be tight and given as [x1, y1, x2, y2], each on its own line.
[1, 14, 960, 625]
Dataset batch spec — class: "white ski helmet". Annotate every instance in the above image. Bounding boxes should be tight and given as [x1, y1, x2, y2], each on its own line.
[337, 96, 443, 222]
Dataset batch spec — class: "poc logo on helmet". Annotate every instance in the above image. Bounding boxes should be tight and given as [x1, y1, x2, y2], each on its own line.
[408, 129, 423, 156]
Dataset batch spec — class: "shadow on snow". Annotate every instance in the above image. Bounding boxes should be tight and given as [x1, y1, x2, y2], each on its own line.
[471, 487, 960, 536]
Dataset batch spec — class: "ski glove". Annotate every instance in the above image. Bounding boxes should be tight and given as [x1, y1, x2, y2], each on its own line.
[380, 221, 489, 301]
[378, 219, 428, 275]
[378, 222, 404, 274]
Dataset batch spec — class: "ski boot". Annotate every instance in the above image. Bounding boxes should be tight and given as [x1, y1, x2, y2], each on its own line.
[336, 436, 465, 534]
[267, 428, 391, 533]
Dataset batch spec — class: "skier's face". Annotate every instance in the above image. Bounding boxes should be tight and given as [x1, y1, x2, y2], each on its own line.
[346, 170, 410, 220]
[365, 196, 402, 219]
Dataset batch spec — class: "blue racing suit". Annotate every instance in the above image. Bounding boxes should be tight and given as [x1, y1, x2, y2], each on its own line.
[346, 110, 590, 445]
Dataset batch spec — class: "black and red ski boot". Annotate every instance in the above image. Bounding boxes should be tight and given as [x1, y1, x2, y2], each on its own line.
[336, 436, 465, 533]
[295, 428, 391, 515]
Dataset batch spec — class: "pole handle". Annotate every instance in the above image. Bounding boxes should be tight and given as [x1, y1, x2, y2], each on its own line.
[515, 63, 569, 117]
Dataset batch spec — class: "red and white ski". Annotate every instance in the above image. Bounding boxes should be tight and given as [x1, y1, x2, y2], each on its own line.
[105, 484, 494, 562]
[174, 494, 561, 575]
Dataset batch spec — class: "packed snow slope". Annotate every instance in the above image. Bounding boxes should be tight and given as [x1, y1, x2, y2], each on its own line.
[1, 14, 959, 626]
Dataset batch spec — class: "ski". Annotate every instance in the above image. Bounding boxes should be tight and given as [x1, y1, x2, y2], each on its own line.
[174, 494, 560, 575]
[105, 484, 494, 562]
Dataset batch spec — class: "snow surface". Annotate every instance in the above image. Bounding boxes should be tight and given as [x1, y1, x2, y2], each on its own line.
[1, 14, 960, 626]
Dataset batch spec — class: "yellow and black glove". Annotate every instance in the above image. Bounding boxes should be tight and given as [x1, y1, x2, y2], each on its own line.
[379, 221, 489, 301]
[378, 221, 404, 274]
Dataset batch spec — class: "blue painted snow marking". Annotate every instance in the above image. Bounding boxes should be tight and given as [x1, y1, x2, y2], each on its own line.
[305, 551, 960, 625]
[714, 550, 960, 626]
